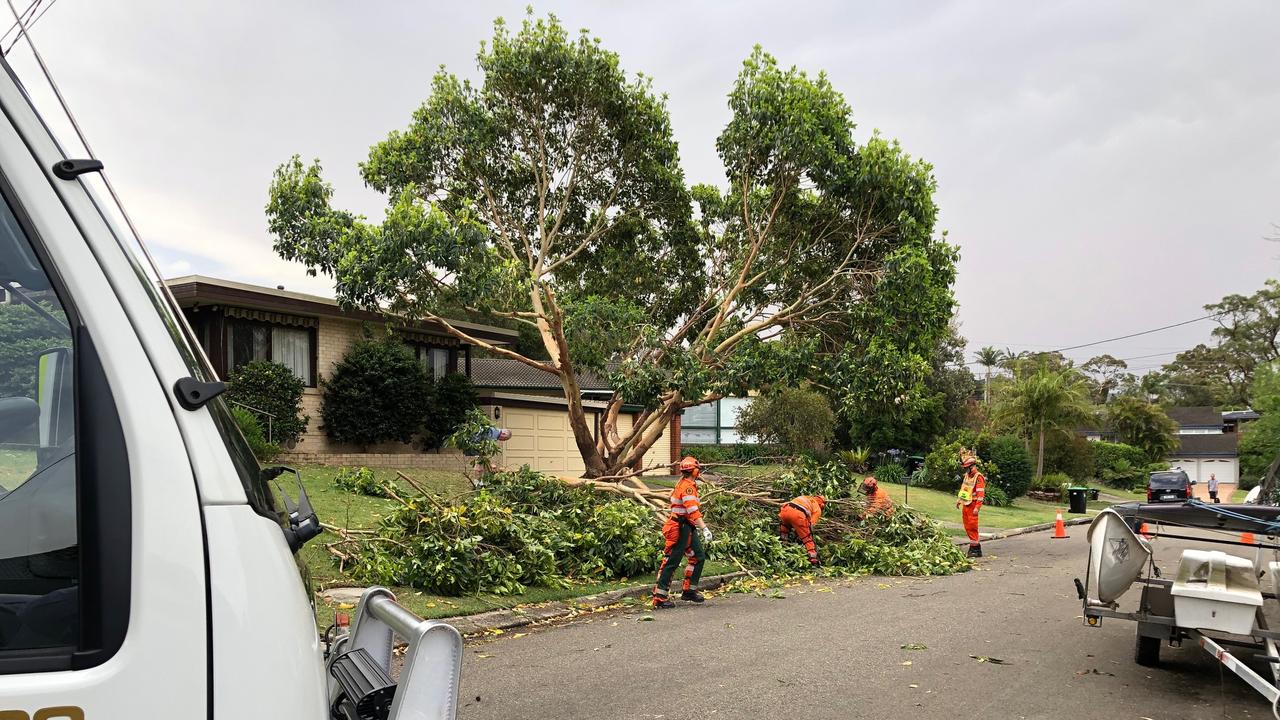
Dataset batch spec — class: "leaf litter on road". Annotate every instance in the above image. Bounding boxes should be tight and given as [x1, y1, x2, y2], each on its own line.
[969, 655, 1009, 665]
[901, 643, 928, 650]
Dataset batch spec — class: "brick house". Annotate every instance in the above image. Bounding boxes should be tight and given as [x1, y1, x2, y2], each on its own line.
[165, 275, 677, 474]
[166, 275, 517, 468]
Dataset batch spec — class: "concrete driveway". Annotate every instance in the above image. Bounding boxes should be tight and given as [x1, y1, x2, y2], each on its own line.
[456, 529, 1274, 719]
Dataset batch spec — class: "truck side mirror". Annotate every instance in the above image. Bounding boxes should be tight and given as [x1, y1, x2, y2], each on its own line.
[35, 346, 72, 448]
[263, 465, 321, 552]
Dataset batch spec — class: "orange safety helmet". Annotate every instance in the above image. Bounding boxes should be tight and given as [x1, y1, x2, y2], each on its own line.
[815, 495, 827, 508]
[859, 477, 878, 495]
[679, 455, 702, 478]
[960, 448, 979, 467]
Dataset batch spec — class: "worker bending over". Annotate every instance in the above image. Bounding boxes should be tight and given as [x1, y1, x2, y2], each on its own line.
[779, 494, 826, 566]
[956, 449, 986, 558]
[858, 476, 894, 518]
[653, 456, 712, 608]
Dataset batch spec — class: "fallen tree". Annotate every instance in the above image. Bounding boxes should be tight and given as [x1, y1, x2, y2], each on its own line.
[329, 461, 970, 596]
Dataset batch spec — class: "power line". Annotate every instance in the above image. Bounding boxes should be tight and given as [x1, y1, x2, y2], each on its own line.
[964, 312, 1223, 366]
[2, 0, 54, 55]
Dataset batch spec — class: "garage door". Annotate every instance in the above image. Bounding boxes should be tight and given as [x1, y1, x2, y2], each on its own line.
[1201, 458, 1237, 486]
[498, 408, 586, 475]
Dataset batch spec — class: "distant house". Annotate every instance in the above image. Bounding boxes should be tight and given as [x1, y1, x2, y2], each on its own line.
[1080, 405, 1241, 498]
[1163, 407, 1238, 497]
[679, 398, 754, 445]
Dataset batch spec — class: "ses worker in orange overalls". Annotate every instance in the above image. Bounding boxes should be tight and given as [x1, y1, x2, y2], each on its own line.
[858, 476, 894, 518]
[653, 456, 712, 609]
[956, 449, 986, 558]
[778, 495, 826, 566]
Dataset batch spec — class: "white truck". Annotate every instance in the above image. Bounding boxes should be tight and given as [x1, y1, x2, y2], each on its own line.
[0, 38, 462, 720]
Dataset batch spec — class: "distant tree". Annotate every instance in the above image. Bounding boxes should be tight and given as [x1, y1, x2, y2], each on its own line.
[1105, 396, 1178, 462]
[1240, 363, 1280, 486]
[976, 346, 1001, 404]
[737, 387, 835, 454]
[992, 363, 1096, 480]
[1161, 280, 1280, 407]
[1081, 354, 1128, 404]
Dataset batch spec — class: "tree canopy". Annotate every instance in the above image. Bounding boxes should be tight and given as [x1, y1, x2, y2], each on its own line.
[992, 362, 1096, 479]
[266, 12, 950, 477]
[1105, 396, 1177, 462]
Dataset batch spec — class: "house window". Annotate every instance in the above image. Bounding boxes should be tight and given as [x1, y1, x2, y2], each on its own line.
[413, 345, 453, 380]
[225, 318, 316, 386]
[681, 397, 754, 445]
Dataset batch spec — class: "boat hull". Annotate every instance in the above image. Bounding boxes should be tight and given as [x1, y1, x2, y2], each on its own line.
[1088, 509, 1153, 604]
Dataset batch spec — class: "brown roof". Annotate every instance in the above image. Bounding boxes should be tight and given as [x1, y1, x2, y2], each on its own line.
[470, 358, 613, 392]
[1166, 406, 1222, 428]
[165, 275, 517, 345]
[1170, 433, 1238, 457]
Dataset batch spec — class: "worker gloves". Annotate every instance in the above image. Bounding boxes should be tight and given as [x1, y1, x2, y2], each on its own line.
[702, 527, 713, 543]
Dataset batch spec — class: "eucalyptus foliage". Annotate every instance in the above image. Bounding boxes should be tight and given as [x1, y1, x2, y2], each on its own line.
[267, 11, 950, 477]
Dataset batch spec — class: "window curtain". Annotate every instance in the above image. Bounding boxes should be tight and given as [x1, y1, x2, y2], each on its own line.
[429, 348, 449, 380]
[271, 326, 311, 384]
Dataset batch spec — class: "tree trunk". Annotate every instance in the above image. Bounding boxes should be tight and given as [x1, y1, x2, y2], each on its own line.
[984, 368, 990, 404]
[1036, 417, 1046, 481]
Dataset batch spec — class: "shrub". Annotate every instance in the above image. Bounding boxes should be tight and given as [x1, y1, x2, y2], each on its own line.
[871, 462, 907, 486]
[917, 438, 994, 492]
[735, 387, 835, 454]
[681, 444, 784, 465]
[231, 407, 281, 462]
[322, 335, 432, 448]
[334, 467, 389, 497]
[976, 435, 1033, 499]
[983, 485, 1011, 507]
[1093, 442, 1149, 488]
[1042, 433, 1095, 481]
[421, 373, 479, 450]
[226, 360, 308, 446]
[1032, 472, 1073, 499]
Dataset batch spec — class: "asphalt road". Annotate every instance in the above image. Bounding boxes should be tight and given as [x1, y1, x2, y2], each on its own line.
[456, 529, 1280, 720]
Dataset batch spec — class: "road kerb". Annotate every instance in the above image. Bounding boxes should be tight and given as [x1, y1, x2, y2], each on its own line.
[953, 516, 1093, 546]
[449, 571, 748, 637]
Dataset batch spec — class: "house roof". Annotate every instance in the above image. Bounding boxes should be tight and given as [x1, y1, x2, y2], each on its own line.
[1166, 406, 1222, 428]
[1223, 409, 1261, 422]
[1170, 432, 1239, 457]
[470, 358, 613, 392]
[165, 274, 518, 344]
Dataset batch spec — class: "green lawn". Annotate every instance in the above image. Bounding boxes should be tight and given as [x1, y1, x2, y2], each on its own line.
[0, 447, 36, 490]
[294, 465, 734, 629]
[876, 479, 1094, 531]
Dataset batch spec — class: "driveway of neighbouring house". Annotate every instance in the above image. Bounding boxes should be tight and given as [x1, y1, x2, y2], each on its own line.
[456, 530, 1270, 719]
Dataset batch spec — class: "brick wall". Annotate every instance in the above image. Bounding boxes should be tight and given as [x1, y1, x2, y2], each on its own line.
[280, 449, 470, 470]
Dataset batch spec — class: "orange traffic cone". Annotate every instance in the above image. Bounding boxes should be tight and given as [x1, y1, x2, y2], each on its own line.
[1241, 532, 1256, 545]
[1052, 508, 1070, 539]
[1139, 523, 1153, 540]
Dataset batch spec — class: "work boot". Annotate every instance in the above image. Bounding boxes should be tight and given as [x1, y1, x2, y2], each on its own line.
[680, 589, 705, 603]
[653, 596, 676, 609]
[967, 543, 983, 558]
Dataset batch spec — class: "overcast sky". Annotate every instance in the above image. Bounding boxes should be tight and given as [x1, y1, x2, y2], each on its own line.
[6, 0, 1278, 370]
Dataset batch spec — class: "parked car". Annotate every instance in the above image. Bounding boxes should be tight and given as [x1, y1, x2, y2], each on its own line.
[1147, 470, 1194, 503]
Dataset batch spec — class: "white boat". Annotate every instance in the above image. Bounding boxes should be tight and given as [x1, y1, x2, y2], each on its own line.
[1087, 508, 1153, 604]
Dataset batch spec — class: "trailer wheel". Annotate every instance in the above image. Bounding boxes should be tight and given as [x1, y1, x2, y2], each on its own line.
[1135, 633, 1161, 667]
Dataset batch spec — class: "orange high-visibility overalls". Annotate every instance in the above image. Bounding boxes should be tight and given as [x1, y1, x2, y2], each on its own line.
[779, 495, 823, 565]
[654, 476, 706, 600]
[863, 486, 894, 518]
[958, 468, 986, 548]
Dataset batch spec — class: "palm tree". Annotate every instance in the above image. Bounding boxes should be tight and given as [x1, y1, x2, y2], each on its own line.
[994, 364, 1097, 480]
[976, 346, 1001, 404]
